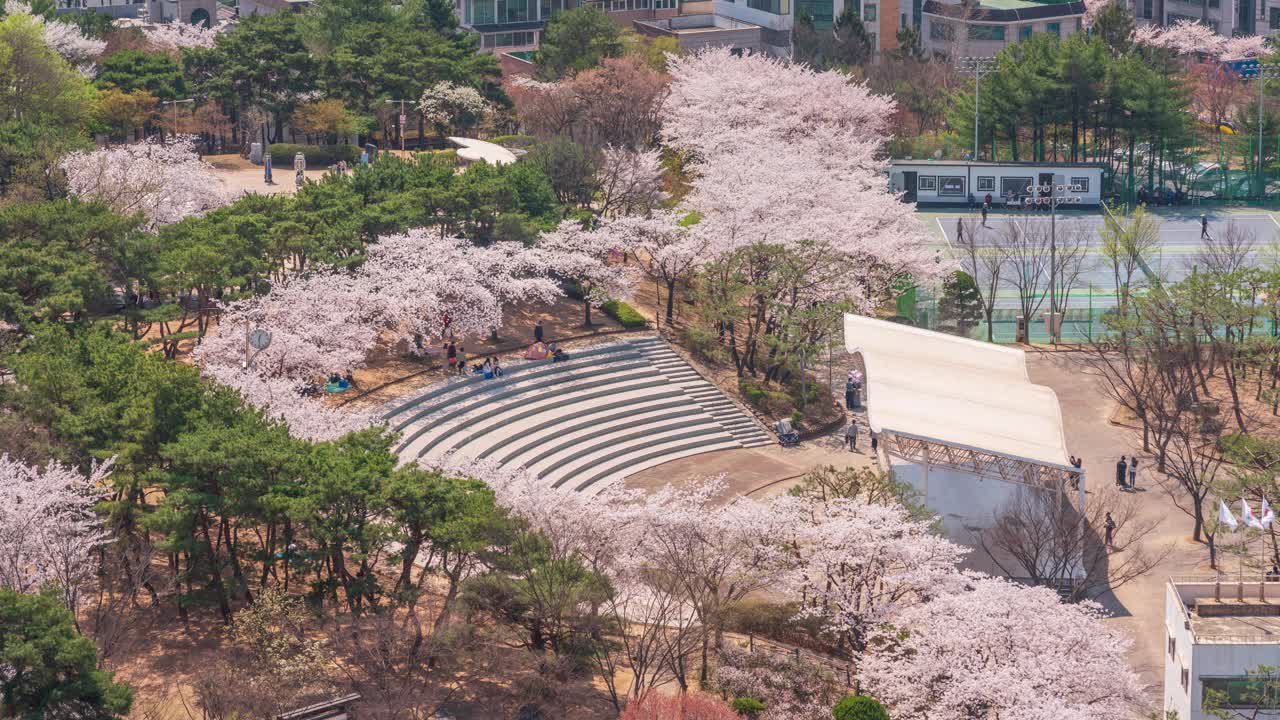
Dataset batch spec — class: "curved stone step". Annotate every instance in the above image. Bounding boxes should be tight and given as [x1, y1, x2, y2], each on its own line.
[570, 436, 744, 493]
[534, 415, 723, 480]
[474, 392, 687, 462]
[384, 343, 640, 425]
[396, 365, 659, 456]
[497, 399, 702, 468]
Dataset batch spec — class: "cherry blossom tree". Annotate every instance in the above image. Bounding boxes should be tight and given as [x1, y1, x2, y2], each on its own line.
[661, 49, 943, 380]
[713, 642, 844, 720]
[4, 0, 104, 74]
[786, 497, 968, 662]
[537, 219, 637, 326]
[61, 137, 231, 230]
[597, 146, 664, 218]
[418, 81, 490, 137]
[142, 21, 224, 53]
[860, 576, 1145, 720]
[608, 209, 704, 323]
[0, 454, 112, 615]
[1131, 19, 1267, 61]
[199, 362, 378, 443]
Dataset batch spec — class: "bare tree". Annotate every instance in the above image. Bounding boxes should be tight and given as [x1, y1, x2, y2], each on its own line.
[1196, 219, 1257, 276]
[998, 219, 1053, 330]
[1160, 404, 1227, 546]
[1048, 219, 1095, 336]
[954, 217, 1003, 342]
[974, 484, 1170, 602]
[591, 570, 698, 710]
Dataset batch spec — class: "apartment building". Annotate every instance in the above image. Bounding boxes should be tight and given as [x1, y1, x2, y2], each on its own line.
[457, 0, 679, 53]
[921, 0, 1085, 57]
[1128, 0, 1279, 38]
[1164, 578, 1280, 720]
[54, 0, 218, 24]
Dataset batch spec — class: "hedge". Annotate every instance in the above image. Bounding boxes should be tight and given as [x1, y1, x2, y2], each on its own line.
[491, 134, 537, 149]
[266, 144, 361, 167]
[601, 299, 647, 329]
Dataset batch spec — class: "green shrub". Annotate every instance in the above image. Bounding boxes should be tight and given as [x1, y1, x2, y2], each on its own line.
[832, 695, 889, 720]
[267, 143, 361, 168]
[601, 299, 647, 329]
[731, 697, 765, 717]
[491, 134, 537, 148]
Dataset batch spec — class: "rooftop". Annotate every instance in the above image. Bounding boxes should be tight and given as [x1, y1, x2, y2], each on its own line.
[889, 158, 1108, 169]
[634, 13, 761, 33]
[923, 0, 1085, 22]
[1170, 579, 1280, 644]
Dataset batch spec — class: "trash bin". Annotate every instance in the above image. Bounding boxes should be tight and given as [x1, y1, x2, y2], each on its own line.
[1016, 315, 1028, 343]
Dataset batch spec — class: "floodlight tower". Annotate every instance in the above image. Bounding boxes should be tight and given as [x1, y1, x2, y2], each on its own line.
[957, 57, 997, 161]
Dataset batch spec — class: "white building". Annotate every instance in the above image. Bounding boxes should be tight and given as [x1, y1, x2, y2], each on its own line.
[888, 159, 1106, 207]
[843, 314, 1084, 575]
[1165, 578, 1280, 720]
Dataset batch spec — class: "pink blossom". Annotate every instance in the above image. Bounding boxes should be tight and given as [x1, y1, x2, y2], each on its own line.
[861, 576, 1145, 720]
[142, 21, 224, 52]
[0, 454, 112, 613]
[537, 220, 637, 307]
[61, 137, 232, 230]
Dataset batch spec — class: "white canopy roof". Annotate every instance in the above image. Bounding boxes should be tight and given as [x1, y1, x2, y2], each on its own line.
[843, 314, 1072, 470]
[447, 137, 517, 166]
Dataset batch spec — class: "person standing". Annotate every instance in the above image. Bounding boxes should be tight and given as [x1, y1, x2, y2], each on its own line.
[446, 342, 457, 370]
[980, 203, 989, 226]
[1104, 512, 1116, 548]
[1128, 455, 1139, 489]
[845, 419, 859, 452]
[534, 320, 544, 343]
[1116, 457, 1128, 489]
[870, 432, 878, 455]
[1201, 213, 1209, 239]
[456, 345, 466, 375]
[956, 218, 964, 243]
[263, 153, 274, 185]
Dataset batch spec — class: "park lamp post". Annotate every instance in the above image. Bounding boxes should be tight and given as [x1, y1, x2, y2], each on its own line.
[385, 99, 413, 152]
[160, 98, 194, 140]
[1239, 61, 1280, 199]
[1025, 181, 1082, 345]
[957, 57, 997, 162]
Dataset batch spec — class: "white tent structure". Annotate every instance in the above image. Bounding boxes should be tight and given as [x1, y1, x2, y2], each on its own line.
[843, 314, 1084, 547]
[447, 137, 517, 166]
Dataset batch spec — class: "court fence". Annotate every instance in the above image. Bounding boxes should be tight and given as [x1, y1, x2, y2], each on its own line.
[901, 286, 1114, 345]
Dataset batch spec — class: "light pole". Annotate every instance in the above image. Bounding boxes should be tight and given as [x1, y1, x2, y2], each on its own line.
[1026, 181, 1082, 344]
[1239, 61, 1280, 199]
[160, 98, 194, 140]
[957, 57, 996, 161]
[385, 99, 413, 152]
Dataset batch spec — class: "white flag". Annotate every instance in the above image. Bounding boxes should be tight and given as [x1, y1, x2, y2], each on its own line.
[1242, 500, 1265, 530]
[1262, 498, 1275, 529]
[1219, 500, 1239, 532]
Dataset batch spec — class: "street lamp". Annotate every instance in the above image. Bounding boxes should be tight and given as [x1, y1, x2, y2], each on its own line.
[160, 98, 194, 139]
[1025, 181, 1082, 344]
[385, 99, 413, 152]
[1238, 61, 1280, 199]
[957, 56, 996, 162]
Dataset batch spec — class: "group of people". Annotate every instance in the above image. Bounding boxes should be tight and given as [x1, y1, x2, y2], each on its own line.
[1115, 455, 1140, 490]
[444, 340, 505, 379]
[263, 149, 373, 188]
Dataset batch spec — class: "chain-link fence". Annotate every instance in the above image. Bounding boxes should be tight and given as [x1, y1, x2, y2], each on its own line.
[1104, 133, 1280, 206]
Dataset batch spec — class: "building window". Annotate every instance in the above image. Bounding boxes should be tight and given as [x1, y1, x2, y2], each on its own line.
[797, 0, 834, 26]
[1167, 636, 1176, 658]
[929, 20, 953, 39]
[1000, 176, 1032, 197]
[1141, 0, 1152, 17]
[938, 177, 965, 196]
[977, 176, 995, 192]
[610, 0, 625, 9]
[655, 0, 675, 7]
[864, 3, 876, 20]
[1181, 668, 1190, 693]
[469, 0, 496, 24]
[1201, 676, 1280, 709]
[917, 175, 937, 191]
[1019, 25, 1032, 40]
[1070, 176, 1089, 192]
[746, 0, 788, 13]
[968, 24, 1005, 40]
[1272, 7, 1280, 27]
[1046, 21, 1060, 35]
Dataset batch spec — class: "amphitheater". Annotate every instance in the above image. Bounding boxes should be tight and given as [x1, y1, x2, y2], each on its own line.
[381, 336, 775, 493]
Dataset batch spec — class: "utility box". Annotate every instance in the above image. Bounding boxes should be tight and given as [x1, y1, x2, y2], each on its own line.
[1016, 315, 1028, 343]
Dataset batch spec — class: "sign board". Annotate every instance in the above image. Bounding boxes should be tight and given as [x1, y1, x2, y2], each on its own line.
[1230, 59, 1261, 78]
[249, 329, 272, 351]
[400, 114, 407, 126]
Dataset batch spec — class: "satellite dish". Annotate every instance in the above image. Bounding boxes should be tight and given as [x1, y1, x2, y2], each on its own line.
[249, 329, 272, 351]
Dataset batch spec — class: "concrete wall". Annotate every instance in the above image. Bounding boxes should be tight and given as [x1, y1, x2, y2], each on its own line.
[1165, 583, 1196, 720]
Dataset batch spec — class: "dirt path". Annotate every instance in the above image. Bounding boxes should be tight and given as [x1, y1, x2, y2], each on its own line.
[1026, 351, 1209, 706]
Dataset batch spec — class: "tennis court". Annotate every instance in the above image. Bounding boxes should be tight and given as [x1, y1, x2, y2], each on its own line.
[933, 211, 1280, 310]
[915, 211, 1280, 342]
